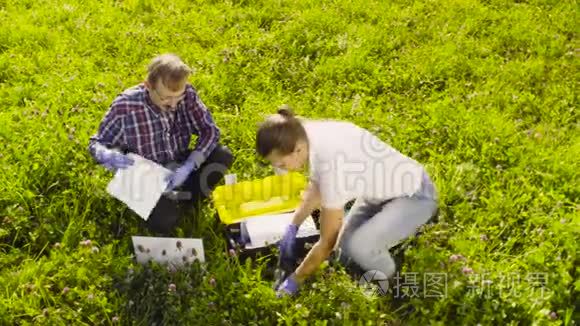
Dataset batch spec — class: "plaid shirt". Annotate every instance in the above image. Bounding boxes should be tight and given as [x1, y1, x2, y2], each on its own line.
[89, 84, 220, 165]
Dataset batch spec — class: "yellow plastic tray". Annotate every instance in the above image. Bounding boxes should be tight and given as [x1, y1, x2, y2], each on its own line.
[212, 172, 307, 224]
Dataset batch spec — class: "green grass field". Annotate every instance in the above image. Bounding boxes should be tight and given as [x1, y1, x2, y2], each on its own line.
[0, 0, 578, 324]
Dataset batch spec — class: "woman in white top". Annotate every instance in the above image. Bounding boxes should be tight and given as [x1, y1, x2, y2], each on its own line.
[256, 107, 438, 297]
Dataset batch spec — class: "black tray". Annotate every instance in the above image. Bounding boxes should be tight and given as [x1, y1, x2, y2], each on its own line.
[220, 209, 322, 263]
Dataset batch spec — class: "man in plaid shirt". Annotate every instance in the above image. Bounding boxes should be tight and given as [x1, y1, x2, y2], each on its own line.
[88, 53, 234, 234]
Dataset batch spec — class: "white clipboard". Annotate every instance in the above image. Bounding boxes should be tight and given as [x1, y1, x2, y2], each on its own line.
[106, 154, 173, 220]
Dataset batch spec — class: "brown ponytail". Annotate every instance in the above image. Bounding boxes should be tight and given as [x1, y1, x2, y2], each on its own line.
[256, 105, 307, 158]
[276, 105, 294, 118]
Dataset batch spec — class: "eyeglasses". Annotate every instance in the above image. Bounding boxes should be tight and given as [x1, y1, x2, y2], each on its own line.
[152, 88, 186, 103]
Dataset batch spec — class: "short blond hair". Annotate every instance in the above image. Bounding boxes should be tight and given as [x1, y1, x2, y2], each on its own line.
[147, 53, 192, 90]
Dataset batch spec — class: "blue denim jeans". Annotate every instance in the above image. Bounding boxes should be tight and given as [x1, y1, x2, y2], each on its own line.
[337, 172, 438, 278]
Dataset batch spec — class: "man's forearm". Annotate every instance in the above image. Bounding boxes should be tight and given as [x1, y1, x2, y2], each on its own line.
[293, 241, 333, 282]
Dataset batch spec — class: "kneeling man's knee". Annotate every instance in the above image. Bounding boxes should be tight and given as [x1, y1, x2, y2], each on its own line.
[212, 145, 234, 169]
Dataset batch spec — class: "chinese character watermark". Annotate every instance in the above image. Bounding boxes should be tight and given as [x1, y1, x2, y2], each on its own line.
[357, 271, 548, 299]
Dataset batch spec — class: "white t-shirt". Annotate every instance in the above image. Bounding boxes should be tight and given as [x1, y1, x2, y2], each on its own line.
[303, 120, 425, 209]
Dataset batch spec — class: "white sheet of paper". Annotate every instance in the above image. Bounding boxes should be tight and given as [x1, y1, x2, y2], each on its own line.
[106, 154, 172, 220]
[243, 212, 319, 249]
[131, 236, 205, 267]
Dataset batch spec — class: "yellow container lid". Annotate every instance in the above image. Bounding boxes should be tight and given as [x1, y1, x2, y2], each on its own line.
[212, 172, 307, 224]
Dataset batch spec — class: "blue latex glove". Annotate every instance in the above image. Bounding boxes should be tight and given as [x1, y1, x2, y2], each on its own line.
[94, 145, 134, 172]
[165, 161, 196, 191]
[165, 150, 205, 191]
[276, 274, 300, 297]
[279, 224, 299, 263]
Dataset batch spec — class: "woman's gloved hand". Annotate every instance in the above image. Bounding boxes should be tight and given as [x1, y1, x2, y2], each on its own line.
[279, 224, 299, 264]
[276, 273, 300, 298]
